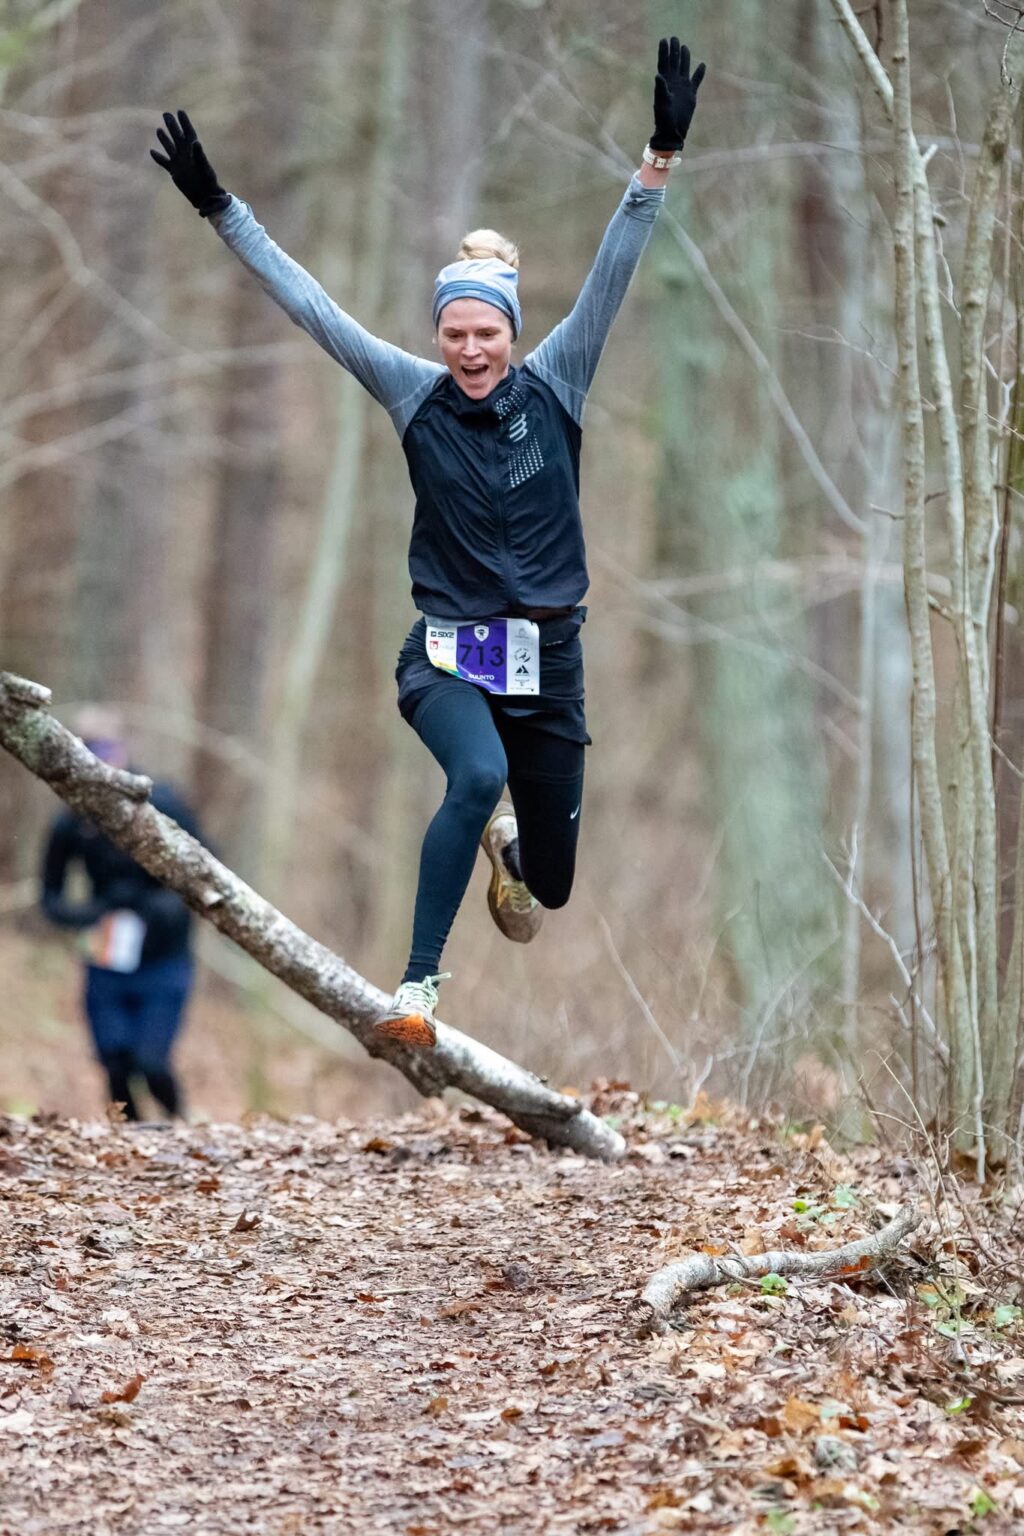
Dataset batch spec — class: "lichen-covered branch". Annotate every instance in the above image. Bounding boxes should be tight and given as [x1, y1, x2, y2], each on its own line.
[0, 671, 624, 1162]
[631, 1206, 922, 1337]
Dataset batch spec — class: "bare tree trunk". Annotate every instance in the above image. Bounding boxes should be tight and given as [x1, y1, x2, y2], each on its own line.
[196, 0, 311, 864]
[652, 0, 836, 1043]
[790, 0, 912, 1078]
[259, 1, 410, 892]
[888, 0, 977, 1141]
[0, 0, 166, 877]
[959, 82, 1021, 1126]
[994, 107, 1024, 1004]
[56, 2, 168, 707]
[998, 115, 1024, 1151]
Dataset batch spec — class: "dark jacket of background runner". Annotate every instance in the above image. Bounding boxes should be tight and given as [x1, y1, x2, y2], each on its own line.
[40, 783, 200, 966]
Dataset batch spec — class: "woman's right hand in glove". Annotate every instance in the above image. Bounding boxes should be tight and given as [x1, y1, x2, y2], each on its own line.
[150, 109, 231, 217]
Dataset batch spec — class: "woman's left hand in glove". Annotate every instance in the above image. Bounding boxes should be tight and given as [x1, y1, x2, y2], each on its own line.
[650, 36, 706, 152]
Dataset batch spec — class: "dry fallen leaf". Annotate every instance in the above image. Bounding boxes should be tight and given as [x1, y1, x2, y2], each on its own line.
[647, 1488, 683, 1510]
[100, 1372, 144, 1405]
[8, 1344, 54, 1375]
[782, 1395, 823, 1434]
[766, 1450, 813, 1481]
[438, 1298, 483, 1319]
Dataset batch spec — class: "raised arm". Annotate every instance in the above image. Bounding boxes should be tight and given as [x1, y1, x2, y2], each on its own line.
[524, 38, 705, 424]
[524, 176, 666, 423]
[150, 111, 442, 438]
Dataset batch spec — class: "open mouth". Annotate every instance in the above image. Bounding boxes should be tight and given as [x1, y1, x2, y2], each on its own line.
[462, 364, 488, 380]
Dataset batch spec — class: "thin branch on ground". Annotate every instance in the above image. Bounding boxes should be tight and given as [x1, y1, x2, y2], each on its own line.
[631, 1206, 922, 1336]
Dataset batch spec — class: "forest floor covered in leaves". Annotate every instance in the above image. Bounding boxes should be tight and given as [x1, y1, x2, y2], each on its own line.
[2, 1093, 1024, 1535]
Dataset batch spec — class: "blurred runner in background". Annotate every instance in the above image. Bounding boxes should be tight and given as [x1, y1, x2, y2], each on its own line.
[39, 707, 203, 1121]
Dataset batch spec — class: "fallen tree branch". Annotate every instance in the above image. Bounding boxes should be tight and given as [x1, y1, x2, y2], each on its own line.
[631, 1205, 922, 1336]
[0, 672, 624, 1161]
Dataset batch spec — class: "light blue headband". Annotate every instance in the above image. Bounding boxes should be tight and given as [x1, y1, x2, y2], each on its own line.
[432, 257, 521, 340]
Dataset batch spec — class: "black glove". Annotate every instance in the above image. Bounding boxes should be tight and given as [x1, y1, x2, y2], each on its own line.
[150, 109, 231, 217]
[650, 37, 705, 152]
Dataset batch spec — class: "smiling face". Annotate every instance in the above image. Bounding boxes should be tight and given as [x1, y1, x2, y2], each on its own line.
[437, 298, 514, 399]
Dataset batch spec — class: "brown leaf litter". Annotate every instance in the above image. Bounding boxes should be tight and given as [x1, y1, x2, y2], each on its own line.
[1, 1092, 1023, 1534]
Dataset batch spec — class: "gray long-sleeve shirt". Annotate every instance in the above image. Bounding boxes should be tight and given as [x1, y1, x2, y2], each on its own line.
[210, 176, 665, 619]
[210, 175, 665, 436]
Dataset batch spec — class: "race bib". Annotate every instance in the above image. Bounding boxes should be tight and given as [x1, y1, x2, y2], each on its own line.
[85, 910, 146, 973]
[425, 618, 540, 696]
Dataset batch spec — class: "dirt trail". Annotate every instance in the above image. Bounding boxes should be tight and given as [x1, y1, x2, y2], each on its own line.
[2, 1098, 1023, 1534]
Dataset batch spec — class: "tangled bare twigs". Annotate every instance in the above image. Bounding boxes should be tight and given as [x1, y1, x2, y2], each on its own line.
[983, 0, 1024, 82]
[985, 0, 1024, 28]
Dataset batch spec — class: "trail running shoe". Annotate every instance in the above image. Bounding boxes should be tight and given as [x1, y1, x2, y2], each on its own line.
[480, 802, 543, 943]
[374, 973, 450, 1049]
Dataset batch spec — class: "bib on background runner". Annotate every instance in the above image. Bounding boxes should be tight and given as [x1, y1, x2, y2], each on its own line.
[425, 618, 540, 696]
[84, 910, 147, 973]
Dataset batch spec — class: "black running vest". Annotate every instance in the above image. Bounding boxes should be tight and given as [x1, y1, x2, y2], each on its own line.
[401, 365, 587, 620]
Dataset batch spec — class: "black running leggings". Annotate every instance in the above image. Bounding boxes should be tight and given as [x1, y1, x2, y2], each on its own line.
[402, 684, 585, 983]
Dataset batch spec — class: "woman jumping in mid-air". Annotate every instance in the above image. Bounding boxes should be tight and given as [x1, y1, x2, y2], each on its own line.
[152, 38, 705, 1047]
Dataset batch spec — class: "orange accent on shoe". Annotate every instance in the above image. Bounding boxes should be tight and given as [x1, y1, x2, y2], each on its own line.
[373, 1011, 437, 1049]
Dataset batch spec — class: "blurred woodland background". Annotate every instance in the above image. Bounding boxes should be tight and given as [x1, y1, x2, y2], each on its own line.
[1, 0, 1021, 1147]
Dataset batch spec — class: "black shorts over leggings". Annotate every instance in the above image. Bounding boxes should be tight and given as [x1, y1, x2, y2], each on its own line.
[394, 618, 589, 982]
[395, 613, 591, 745]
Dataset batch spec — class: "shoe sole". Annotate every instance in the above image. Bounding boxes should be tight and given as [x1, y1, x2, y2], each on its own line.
[373, 1012, 437, 1049]
[482, 805, 542, 944]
